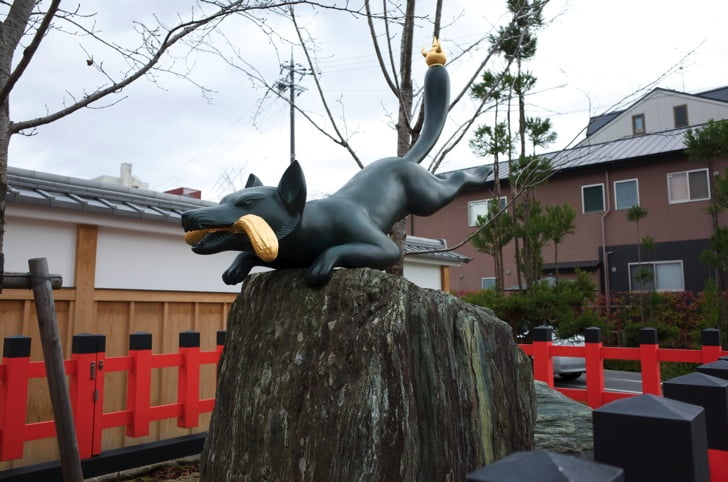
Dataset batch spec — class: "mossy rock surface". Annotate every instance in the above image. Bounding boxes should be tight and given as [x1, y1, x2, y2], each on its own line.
[202, 268, 535, 481]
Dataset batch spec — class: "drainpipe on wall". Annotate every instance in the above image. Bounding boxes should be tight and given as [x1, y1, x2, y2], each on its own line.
[601, 170, 612, 314]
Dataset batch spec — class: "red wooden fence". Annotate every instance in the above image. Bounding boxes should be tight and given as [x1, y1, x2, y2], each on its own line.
[520, 326, 728, 408]
[2, 325, 727, 465]
[0, 330, 224, 462]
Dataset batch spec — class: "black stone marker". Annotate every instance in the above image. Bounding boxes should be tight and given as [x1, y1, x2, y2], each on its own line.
[698, 359, 728, 381]
[593, 394, 709, 482]
[466, 450, 624, 482]
[664, 372, 728, 451]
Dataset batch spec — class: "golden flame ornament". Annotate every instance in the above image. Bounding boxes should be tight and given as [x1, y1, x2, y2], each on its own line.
[422, 37, 446, 67]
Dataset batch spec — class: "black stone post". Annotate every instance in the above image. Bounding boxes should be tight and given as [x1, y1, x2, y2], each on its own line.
[466, 450, 624, 482]
[698, 359, 728, 381]
[664, 372, 728, 450]
[593, 394, 709, 481]
[664, 372, 728, 481]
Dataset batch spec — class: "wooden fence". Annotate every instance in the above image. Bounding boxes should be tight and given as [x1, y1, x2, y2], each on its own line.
[3, 324, 728, 474]
[519, 326, 728, 408]
[0, 330, 223, 467]
[0, 288, 234, 469]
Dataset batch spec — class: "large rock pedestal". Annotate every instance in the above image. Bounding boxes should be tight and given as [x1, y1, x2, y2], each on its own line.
[201, 268, 535, 481]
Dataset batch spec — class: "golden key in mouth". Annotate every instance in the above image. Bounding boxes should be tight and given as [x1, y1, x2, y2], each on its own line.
[184, 214, 279, 262]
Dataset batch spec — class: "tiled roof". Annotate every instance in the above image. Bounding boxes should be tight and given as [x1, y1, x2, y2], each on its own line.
[7, 166, 213, 224]
[547, 125, 688, 170]
[697, 86, 728, 103]
[404, 235, 471, 265]
[586, 110, 623, 137]
[452, 124, 691, 182]
[7, 166, 468, 264]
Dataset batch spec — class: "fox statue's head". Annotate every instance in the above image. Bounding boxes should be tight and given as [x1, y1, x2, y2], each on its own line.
[181, 161, 307, 256]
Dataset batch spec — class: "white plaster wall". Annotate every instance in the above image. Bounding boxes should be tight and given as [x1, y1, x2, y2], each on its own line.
[7, 204, 239, 292]
[7, 204, 451, 293]
[403, 262, 441, 290]
[5, 215, 77, 286]
[95, 226, 239, 292]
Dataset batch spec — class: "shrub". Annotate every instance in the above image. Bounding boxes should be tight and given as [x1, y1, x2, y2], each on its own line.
[606, 291, 709, 349]
[459, 270, 605, 341]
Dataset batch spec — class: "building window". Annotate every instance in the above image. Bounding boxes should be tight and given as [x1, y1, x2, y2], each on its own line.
[481, 277, 496, 290]
[629, 260, 684, 292]
[667, 168, 710, 204]
[614, 179, 640, 210]
[581, 184, 605, 213]
[632, 114, 645, 135]
[468, 197, 507, 226]
[673, 104, 688, 128]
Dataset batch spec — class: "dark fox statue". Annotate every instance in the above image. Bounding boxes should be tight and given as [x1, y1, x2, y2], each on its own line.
[181, 45, 491, 286]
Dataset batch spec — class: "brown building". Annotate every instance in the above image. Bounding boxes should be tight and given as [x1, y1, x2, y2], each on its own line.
[408, 86, 728, 294]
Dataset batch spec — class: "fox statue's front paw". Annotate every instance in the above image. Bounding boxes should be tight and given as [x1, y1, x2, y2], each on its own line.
[304, 256, 336, 285]
[222, 252, 256, 285]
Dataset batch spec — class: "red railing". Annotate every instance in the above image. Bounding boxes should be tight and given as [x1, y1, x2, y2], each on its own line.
[0, 330, 224, 462]
[519, 326, 728, 408]
[2, 326, 726, 465]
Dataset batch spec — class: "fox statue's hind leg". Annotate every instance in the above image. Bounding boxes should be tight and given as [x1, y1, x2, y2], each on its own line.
[406, 164, 492, 217]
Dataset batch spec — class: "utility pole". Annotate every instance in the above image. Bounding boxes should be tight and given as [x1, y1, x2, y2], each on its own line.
[275, 52, 313, 164]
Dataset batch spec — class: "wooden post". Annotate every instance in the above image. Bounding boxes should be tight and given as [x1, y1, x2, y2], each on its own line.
[0, 336, 32, 461]
[28, 258, 83, 482]
[532, 326, 555, 388]
[639, 328, 662, 396]
[177, 331, 201, 429]
[584, 327, 605, 409]
[126, 332, 153, 438]
[701, 328, 723, 364]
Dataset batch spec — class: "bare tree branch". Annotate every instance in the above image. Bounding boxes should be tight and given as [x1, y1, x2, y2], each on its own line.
[290, 6, 363, 167]
[8, 0, 362, 134]
[0, 0, 60, 105]
[364, 0, 398, 96]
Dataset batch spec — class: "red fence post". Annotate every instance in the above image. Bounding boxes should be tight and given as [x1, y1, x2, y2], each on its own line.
[532, 326, 554, 388]
[0, 336, 31, 461]
[702, 328, 722, 364]
[584, 327, 605, 408]
[216, 330, 225, 382]
[177, 331, 200, 429]
[126, 332, 152, 438]
[70, 333, 105, 459]
[92, 335, 106, 456]
[639, 328, 661, 396]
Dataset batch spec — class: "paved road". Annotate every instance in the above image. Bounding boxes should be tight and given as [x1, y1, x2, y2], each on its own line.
[555, 369, 643, 393]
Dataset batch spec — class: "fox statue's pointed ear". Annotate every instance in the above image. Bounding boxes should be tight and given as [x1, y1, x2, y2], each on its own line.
[245, 174, 264, 188]
[277, 161, 307, 214]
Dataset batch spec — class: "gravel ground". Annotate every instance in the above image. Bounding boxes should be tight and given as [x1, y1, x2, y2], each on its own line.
[87, 457, 199, 481]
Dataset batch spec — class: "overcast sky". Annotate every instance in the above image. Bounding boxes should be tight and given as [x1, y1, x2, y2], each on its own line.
[8, 0, 728, 201]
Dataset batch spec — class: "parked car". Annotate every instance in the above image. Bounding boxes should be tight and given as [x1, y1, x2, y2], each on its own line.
[552, 334, 585, 381]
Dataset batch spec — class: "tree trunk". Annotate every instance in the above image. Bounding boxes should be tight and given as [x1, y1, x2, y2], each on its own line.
[202, 268, 535, 481]
[0, 110, 9, 290]
[708, 160, 724, 292]
[0, 0, 37, 289]
[387, 0, 416, 277]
